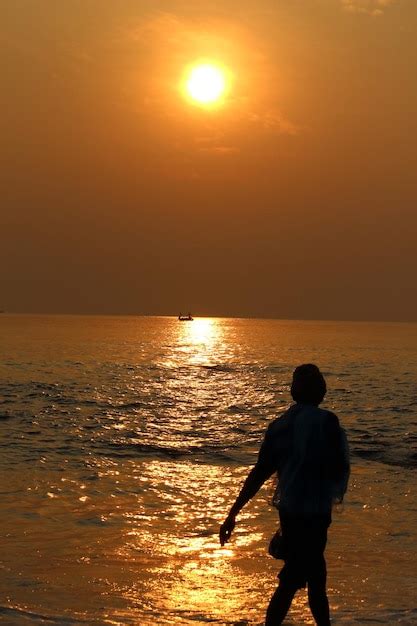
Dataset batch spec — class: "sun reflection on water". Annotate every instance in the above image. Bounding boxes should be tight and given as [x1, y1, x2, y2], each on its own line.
[185, 318, 215, 344]
[162, 317, 228, 368]
[99, 459, 278, 624]
[176, 317, 226, 366]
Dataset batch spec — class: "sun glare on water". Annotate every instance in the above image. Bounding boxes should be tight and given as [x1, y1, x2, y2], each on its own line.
[184, 63, 228, 106]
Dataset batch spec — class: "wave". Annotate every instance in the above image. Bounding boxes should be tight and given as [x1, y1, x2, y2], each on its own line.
[200, 364, 235, 372]
[0, 605, 90, 623]
[352, 447, 417, 469]
[97, 440, 244, 464]
[0, 412, 15, 420]
[96, 440, 417, 469]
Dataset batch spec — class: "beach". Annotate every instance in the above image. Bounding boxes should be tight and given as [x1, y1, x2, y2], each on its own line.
[1, 315, 416, 625]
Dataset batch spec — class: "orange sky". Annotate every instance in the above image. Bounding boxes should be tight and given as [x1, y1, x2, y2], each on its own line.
[1, 0, 416, 320]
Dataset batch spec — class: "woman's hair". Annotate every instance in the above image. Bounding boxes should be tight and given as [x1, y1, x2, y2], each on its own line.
[291, 363, 327, 405]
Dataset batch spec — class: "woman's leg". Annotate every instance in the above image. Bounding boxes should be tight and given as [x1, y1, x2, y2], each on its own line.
[306, 519, 331, 626]
[307, 581, 330, 626]
[265, 582, 297, 625]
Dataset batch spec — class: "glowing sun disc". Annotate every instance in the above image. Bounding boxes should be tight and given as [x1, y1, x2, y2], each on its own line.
[186, 64, 226, 105]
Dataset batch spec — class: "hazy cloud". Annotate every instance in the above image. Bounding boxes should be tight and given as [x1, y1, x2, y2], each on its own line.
[248, 111, 300, 135]
[198, 145, 239, 154]
[341, 0, 397, 16]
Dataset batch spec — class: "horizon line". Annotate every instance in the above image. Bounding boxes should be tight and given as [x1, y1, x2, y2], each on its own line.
[1, 311, 416, 324]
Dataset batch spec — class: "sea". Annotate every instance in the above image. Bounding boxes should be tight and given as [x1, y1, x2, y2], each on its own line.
[0, 315, 416, 625]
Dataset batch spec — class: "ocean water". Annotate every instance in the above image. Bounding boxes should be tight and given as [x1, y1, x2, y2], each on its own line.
[0, 315, 416, 625]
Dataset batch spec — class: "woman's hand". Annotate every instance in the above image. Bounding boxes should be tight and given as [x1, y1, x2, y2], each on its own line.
[219, 514, 236, 546]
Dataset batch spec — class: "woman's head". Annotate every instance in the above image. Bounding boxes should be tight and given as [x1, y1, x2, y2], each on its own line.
[291, 363, 327, 405]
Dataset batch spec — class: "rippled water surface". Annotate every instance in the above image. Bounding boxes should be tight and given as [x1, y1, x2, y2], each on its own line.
[1, 315, 416, 625]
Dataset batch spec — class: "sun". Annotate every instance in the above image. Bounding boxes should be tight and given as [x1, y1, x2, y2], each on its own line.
[184, 63, 228, 106]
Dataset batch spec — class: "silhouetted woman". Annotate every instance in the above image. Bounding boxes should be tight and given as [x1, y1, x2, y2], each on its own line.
[219, 364, 350, 625]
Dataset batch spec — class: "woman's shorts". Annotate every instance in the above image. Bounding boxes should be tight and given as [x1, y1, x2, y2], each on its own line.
[278, 511, 331, 590]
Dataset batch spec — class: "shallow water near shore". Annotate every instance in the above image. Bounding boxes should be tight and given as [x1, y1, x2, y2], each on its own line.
[1, 315, 416, 625]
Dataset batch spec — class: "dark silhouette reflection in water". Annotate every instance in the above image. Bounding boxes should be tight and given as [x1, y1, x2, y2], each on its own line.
[220, 364, 350, 625]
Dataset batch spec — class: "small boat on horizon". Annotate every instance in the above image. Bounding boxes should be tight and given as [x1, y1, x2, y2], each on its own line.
[178, 312, 193, 321]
